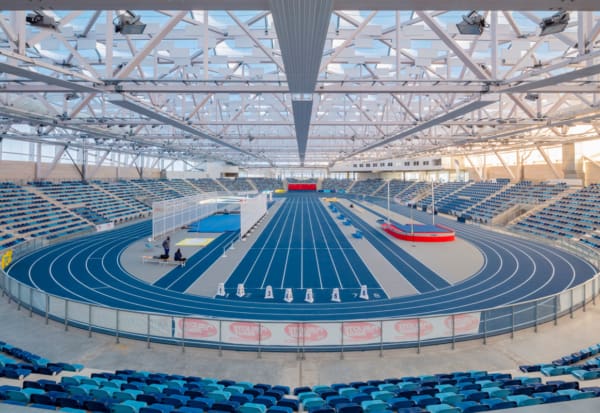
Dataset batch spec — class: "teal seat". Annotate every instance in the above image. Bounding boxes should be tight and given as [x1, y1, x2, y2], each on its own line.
[114, 389, 143, 401]
[435, 385, 457, 393]
[572, 369, 600, 380]
[361, 399, 388, 413]
[238, 402, 268, 413]
[303, 397, 327, 410]
[236, 381, 254, 390]
[506, 395, 542, 406]
[111, 399, 147, 413]
[436, 392, 463, 404]
[143, 384, 167, 394]
[226, 385, 245, 395]
[207, 390, 231, 401]
[371, 391, 394, 402]
[60, 408, 87, 413]
[485, 387, 511, 398]
[5, 390, 29, 403]
[339, 387, 360, 397]
[425, 404, 460, 413]
[377, 384, 398, 393]
[61, 376, 82, 386]
[397, 382, 419, 391]
[557, 389, 596, 400]
[298, 391, 319, 402]
[90, 387, 116, 399]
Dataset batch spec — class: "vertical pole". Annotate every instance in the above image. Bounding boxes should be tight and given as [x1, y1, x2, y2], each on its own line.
[258, 322, 262, 359]
[218, 319, 223, 357]
[29, 289, 33, 317]
[534, 301, 538, 333]
[17, 283, 21, 310]
[340, 322, 344, 360]
[88, 305, 92, 338]
[45, 294, 49, 325]
[64, 300, 69, 331]
[451, 315, 455, 350]
[115, 309, 120, 343]
[583, 285, 587, 312]
[483, 311, 487, 345]
[511, 306, 515, 339]
[431, 181, 435, 225]
[417, 318, 421, 354]
[570, 289, 574, 318]
[181, 317, 185, 353]
[379, 320, 383, 358]
[593, 278, 597, 305]
[147, 314, 151, 349]
[7, 277, 11, 303]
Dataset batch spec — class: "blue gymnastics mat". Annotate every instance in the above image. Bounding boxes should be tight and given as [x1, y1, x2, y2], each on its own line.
[189, 214, 240, 232]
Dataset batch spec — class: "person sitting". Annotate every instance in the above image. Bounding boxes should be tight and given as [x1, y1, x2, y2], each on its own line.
[174, 248, 186, 263]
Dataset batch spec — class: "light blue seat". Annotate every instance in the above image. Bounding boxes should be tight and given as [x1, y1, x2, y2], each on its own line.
[111, 399, 148, 413]
[207, 390, 231, 401]
[572, 369, 600, 380]
[484, 387, 510, 398]
[370, 390, 394, 401]
[425, 404, 460, 413]
[377, 384, 398, 393]
[557, 389, 596, 400]
[226, 385, 245, 395]
[506, 395, 542, 406]
[298, 391, 319, 402]
[361, 399, 388, 413]
[303, 397, 327, 410]
[541, 366, 565, 376]
[435, 392, 463, 405]
[397, 382, 419, 391]
[238, 402, 268, 413]
[339, 387, 360, 397]
[114, 389, 143, 401]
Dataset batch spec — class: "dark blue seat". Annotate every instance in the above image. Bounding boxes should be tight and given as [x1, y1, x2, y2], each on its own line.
[335, 402, 363, 413]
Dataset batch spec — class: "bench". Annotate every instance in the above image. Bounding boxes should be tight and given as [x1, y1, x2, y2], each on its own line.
[142, 255, 186, 267]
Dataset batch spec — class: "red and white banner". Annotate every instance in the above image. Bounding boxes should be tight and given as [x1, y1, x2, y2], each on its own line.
[172, 312, 481, 347]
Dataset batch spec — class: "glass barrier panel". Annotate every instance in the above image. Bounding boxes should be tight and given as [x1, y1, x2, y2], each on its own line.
[150, 315, 175, 339]
[536, 297, 555, 325]
[558, 290, 573, 317]
[221, 320, 261, 346]
[512, 301, 537, 330]
[19, 283, 31, 306]
[9, 279, 18, 297]
[31, 289, 46, 311]
[68, 301, 90, 324]
[572, 284, 585, 309]
[482, 308, 511, 336]
[119, 311, 152, 336]
[91, 306, 117, 330]
[48, 296, 66, 319]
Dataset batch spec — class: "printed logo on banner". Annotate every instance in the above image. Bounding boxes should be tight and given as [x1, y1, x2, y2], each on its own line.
[284, 323, 328, 342]
[444, 314, 480, 334]
[229, 322, 272, 342]
[179, 319, 218, 339]
[394, 319, 433, 339]
[343, 322, 380, 342]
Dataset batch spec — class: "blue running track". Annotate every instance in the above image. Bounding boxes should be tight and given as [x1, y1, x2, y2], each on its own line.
[224, 194, 386, 302]
[5, 193, 597, 321]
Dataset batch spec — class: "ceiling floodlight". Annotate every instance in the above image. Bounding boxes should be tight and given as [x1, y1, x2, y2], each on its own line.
[26, 11, 57, 29]
[114, 11, 146, 35]
[539, 10, 569, 36]
[456, 11, 487, 35]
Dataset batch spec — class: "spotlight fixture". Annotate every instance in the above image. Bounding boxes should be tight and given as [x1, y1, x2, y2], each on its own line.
[114, 11, 146, 35]
[456, 11, 487, 35]
[539, 10, 569, 36]
[26, 11, 57, 29]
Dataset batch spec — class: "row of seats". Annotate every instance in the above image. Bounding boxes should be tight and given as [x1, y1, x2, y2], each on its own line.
[512, 184, 600, 247]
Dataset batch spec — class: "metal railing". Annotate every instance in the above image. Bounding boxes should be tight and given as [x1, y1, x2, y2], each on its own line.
[1, 263, 598, 354]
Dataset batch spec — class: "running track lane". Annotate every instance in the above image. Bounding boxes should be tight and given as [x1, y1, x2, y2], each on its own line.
[334, 202, 450, 292]
[224, 194, 386, 302]
[5, 195, 597, 321]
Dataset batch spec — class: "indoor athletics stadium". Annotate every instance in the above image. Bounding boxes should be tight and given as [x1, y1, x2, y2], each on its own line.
[2, 1, 600, 412]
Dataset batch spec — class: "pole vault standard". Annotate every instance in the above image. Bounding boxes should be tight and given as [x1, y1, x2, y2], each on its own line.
[431, 180, 435, 225]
